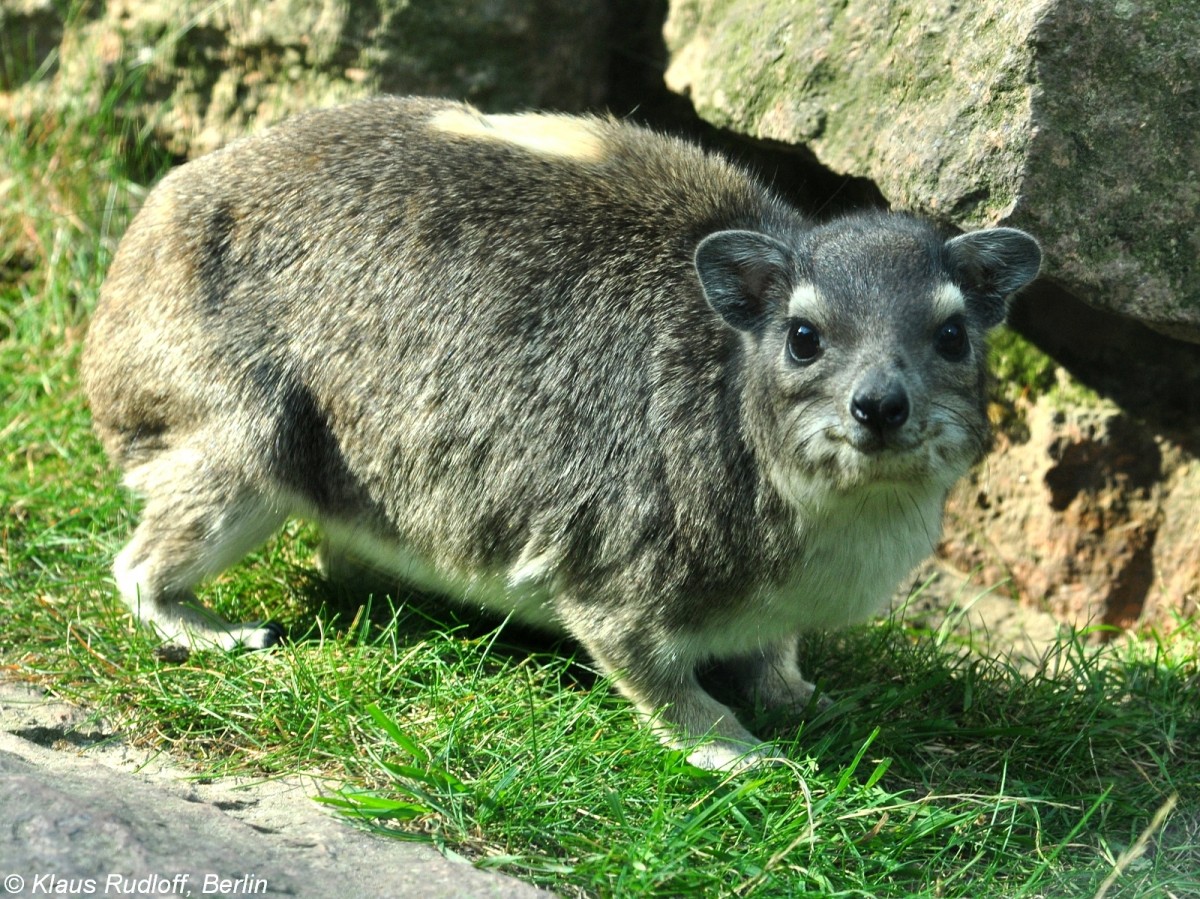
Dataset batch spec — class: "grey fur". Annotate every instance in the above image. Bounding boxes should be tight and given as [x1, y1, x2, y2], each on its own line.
[83, 96, 1042, 770]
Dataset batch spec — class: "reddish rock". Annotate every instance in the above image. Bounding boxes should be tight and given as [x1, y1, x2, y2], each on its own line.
[941, 396, 1198, 636]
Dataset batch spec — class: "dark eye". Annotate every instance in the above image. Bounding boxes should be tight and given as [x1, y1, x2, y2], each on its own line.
[787, 320, 822, 364]
[935, 316, 969, 360]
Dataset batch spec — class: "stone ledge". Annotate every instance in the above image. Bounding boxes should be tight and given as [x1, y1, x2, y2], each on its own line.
[0, 680, 551, 899]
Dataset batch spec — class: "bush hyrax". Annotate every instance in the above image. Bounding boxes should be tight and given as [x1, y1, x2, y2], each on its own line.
[83, 96, 1042, 770]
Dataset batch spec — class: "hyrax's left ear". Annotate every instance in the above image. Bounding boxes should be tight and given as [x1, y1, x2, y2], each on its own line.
[695, 229, 796, 332]
[944, 227, 1042, 327]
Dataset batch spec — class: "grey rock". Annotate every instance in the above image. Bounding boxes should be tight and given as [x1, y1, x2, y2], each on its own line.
[663, 0, 1200, 342]
[0, 0, 609, 157]
[0, 682, 551, 899]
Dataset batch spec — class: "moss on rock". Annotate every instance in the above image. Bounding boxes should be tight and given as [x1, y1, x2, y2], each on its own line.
[0, 0, 609, 159]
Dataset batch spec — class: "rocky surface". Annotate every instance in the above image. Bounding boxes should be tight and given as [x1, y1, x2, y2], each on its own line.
[0, 681, 551, 899]
[941, 394, 1199, 636]
[663, 0, 1200, 343]
[0, 0, 609, 157]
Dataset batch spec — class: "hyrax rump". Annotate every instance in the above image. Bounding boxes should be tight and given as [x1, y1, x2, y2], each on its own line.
[83, 96, 1041, 770]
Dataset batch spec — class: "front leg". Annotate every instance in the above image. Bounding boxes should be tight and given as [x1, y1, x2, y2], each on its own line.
[563, 614, 774, 772]
[716, 639, 829, 717]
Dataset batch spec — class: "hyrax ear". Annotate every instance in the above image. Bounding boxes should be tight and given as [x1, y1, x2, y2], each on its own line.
[944, 227, 1043, 327]
[695, 229, 796, 332]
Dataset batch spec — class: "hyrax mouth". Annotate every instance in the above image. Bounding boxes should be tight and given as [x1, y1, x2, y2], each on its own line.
[812, 418, 945, 488]
[844, 422, 925, 456]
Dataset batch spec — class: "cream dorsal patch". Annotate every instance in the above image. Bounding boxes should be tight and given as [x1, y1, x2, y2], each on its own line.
[428, 107, 608, 163]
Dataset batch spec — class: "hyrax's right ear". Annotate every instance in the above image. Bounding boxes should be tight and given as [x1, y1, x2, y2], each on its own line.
[695, 230, 796, 332]
[944, 227, 1042, 328]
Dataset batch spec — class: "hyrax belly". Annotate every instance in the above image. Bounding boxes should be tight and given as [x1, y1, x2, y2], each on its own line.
[83, 96, 1041, 771]
[315, 521, 563, 632]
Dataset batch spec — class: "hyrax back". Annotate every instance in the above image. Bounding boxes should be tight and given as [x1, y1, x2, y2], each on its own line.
[83, 96, 1041, 770]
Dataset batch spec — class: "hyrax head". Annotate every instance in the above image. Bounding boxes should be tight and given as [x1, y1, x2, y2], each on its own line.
[695, 213, 1041, 497]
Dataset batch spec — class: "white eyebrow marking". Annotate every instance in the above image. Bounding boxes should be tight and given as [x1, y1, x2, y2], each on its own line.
[428, 108, 608, 163]
[931, 282, 967, 321]
[788, 283, 827, 322]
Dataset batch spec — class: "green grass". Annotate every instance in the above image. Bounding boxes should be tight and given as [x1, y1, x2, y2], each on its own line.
[3, 64, 1199, 899]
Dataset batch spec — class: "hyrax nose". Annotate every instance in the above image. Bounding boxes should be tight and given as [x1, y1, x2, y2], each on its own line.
[850, 382, 910, 435]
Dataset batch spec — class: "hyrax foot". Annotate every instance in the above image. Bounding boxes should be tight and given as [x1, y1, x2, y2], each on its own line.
[116, 550, 286, 651]
[125, 593, 285, 652]
[686, 738, 781, 773]
[111, 462, 288, 652]
[185, 619, 284, 652]
[662, 709, 775, 773]
[754, 667, 832, 715]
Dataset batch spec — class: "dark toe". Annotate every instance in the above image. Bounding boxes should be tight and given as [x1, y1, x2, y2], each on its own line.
[242, 621, 286, 650]
[258, 621, 287, 646]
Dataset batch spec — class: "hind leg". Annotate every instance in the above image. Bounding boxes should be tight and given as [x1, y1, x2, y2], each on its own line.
[114, 452, 289, 650]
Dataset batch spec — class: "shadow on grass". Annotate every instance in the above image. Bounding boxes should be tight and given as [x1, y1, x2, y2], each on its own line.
[45, 523, 1195, 899]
